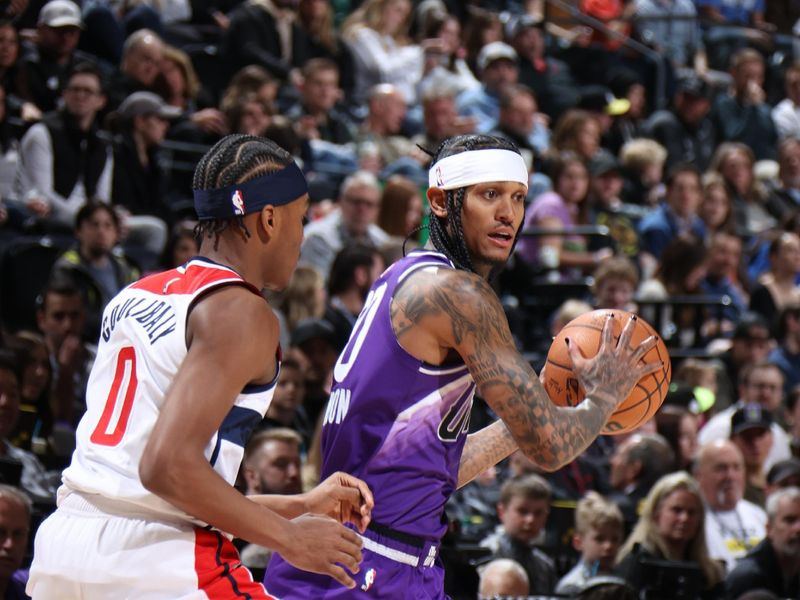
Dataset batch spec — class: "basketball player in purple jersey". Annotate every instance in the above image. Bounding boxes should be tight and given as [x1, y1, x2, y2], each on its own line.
[265, 134, 662, 598]
[27, 135, 373, 599]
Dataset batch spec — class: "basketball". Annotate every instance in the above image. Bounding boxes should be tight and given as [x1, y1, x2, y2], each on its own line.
[543, 309, 671, 435]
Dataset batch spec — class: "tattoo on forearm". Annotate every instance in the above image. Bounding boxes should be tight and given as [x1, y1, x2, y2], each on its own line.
[392, 271, 613, 471]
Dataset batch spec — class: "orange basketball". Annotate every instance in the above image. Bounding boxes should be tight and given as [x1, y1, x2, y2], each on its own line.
[543, 309, 671, 435]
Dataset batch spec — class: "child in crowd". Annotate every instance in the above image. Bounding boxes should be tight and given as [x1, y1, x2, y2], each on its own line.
[556, 491, 625, 596]
[480, 474, 557, 595]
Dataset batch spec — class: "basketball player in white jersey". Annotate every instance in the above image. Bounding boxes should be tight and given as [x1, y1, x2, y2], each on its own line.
[27, 135, 373, 599]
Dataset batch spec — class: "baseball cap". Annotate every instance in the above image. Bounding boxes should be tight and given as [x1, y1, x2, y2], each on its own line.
[290, 318, 338, 349]
[767, 458, 800, 486]
[118, 92, 182, 120]
[676, 75, 712, 100]
[578, 85, 630, 116]
[588, 151, 621, 177]
[731, 403, 773, 436]
[477, 42, 517, 71]
[38, 0, 82, 28]
[732, 311, 770, 341]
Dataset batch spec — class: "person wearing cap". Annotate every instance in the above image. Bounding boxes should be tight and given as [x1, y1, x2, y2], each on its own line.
[730, 404, 775, 507]
[108, 90, 181, 257]
[509, 14, 580, 121]
[694, 439, 767, 573]
[642, 74, 717, 172]
[265, 133, 662, 598]
[26, 134, 375, 598]
[699, 361, 791, 477]
[711, 48, 777, 162]
[456, 41, 519, 134]
[577, 85, 631, 135]
[725, 486, 800, 599]
[712, 312, 773, 408]
[766, 458, 800, 497]
[19, 0, 93, 113]
[15, 61, 110, 229]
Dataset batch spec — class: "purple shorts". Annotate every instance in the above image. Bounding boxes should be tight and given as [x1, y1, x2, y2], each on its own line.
[264, 526, 448, 599]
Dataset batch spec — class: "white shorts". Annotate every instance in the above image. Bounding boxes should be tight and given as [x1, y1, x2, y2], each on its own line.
[27, 492, 277, 600]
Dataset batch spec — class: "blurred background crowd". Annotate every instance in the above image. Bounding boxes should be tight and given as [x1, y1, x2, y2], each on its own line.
[2, 0, 800, 598]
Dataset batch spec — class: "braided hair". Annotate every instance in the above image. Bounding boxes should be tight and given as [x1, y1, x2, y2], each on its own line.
[427, 134, 522, 274]
[192, 134, 296, 248]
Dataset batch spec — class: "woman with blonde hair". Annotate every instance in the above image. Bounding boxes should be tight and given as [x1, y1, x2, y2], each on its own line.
[341, 0, 423, 106]
[616, 471, 724, 599]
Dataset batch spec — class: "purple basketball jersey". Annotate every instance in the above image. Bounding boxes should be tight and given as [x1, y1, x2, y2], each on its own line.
[320, 250, 475, 539]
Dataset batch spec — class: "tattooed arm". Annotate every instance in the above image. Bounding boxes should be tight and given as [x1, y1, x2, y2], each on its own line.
[391, 267, 661, 476]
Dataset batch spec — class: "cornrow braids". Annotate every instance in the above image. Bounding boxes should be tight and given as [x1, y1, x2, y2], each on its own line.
[427, 134, 522, 274]
[192, 134, 295, 249]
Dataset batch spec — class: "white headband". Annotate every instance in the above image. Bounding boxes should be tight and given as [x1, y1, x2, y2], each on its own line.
[428, 149, 529, 191]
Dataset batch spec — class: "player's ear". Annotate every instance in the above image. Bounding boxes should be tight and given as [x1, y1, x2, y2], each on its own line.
[427, 187, 448, 219]
[258, 205, 276, 239]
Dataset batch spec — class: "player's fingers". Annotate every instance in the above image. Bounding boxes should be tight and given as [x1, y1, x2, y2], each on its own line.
[617, 314, 637, 352]
[327, 564, 357, 589]
[630, 334, 658, 363]
[564, 337, 587, 368]
[597, 314, 615, 354]
[331, 547, 362, 575]
[636, 359, 665, 378]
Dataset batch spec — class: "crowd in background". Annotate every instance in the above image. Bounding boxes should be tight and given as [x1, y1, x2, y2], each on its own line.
[2, 0, 800, 598]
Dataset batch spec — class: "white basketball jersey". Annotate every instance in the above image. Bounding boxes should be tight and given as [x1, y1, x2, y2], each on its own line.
[62, 257, 277, 525]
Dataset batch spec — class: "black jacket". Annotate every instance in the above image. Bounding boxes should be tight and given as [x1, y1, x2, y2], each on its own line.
[725, 539, 800, 600]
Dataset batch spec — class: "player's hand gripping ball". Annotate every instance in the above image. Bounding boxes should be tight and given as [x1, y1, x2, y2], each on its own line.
[543, 309, 671, 435]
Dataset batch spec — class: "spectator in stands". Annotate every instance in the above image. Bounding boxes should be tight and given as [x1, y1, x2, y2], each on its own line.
[259, 357, 311, 448]
[241, 428, 303, 496]
[15, 61, 111, 231]
[457, 41, 518, 135]
[158, 220, 198, 270]
[711, 48, 777, 161]
[699, 172, 735, 236]
[509, 14, 579, 121]
[35, 277, 94, 432]
[220, 65, 279, 119]
[695, 0, 774, 32]
[766, 457, 800, 495]
[638, 163, 705, 276]
[713, 313, 773, 410]
[586, 152, 645, 259]
[417, 11, 478, 99]
[772, 62, 800, 140]
[286, 58, 354, 146]
[711, 142, 780, 237]
[19, 0, 91, 113]
[300, 169, 388, 277]
[725, 486, 800, 598]
[376, 174, 423, 243]
[356, 83, 416, 170]
[551, 109, 602, 163]
[607, 433, 675, 530]
[222, 0, 310, 87]
[766, 138, 800, 216]
[591, 256, 639, 313]
[615, 471, 724, 598]
[749, 234, 800, 323]
[642, 74, 717, 173]
[4, 332, 52, 454]
[0, 349, 58, 504]
[480, 474, 558, 596]
[412, 86, 471, 152]
[110, 91, 179, 256]
[488, 84, 549, 168]
[155, 45, 226, 141]
[0, 484, 32, 599]
[323, 242, 384, 352]
[0, 20, 37, 125]
[700, 361, 790, 472]
[340, 0, 422, 107]
[273, 264, 326, 351]
[730, 404, 775, 507]
[556, 491, 624, 595]
[695, 440, 767, 572]
[297, 0, 353, 91]
[618, 137, 667, 208]
[767, 305, 800, 397]
[698, 230, 748, 327]
[516, 153, 605, 280]
[107, 29, 165, 110]
[477, 558, 529, 599]
[290, 317, 340, 426]
[655, 403, 700, 471]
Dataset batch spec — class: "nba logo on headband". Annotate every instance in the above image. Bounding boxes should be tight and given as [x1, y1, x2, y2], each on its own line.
[435, 165, 444, 187]
[231, 190, 245, 215]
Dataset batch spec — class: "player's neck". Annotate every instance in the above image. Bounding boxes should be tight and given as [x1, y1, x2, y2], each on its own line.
[199, 239, 263, 289]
